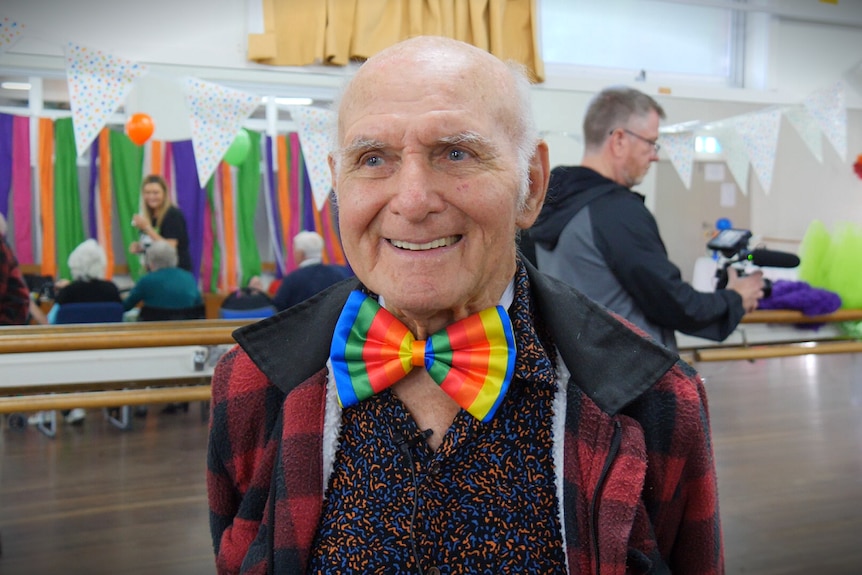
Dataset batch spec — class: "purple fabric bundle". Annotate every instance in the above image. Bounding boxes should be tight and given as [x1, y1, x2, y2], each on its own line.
[758, 280, 842, 329]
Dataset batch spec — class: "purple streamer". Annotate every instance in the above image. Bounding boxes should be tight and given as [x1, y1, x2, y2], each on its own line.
[265, 135, 284, 278]
[171, 140, 206, 280]
[0, 114, 12, 218]
[302, 160, 314, 231]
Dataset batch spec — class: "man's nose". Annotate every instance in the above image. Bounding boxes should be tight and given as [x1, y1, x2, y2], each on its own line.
[389, 155, 446, 220]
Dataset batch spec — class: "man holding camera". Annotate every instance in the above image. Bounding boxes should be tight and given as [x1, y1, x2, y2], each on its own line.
[529, 86, 765, 352]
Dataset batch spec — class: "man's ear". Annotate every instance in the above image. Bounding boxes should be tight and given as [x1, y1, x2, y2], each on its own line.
[516, 140, 550, 229]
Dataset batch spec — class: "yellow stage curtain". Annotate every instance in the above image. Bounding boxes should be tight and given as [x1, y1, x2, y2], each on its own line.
[248, 0, 544, 82]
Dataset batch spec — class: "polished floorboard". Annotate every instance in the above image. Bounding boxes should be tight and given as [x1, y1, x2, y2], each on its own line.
[1, 354, 861, 574]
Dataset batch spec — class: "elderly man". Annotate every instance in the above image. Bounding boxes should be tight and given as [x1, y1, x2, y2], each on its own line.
[529, 86, 764, 352]
[272, 230, 352, 311]
[207, 37, 723, 574]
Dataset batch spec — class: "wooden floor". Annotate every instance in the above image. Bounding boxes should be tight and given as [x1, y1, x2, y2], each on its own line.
[1, 354, 862, 574]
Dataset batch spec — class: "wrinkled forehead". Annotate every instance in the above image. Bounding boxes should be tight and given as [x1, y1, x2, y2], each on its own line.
[336, 44, 515, 142]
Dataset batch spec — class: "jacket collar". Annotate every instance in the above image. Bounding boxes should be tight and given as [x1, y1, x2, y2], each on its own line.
[234, 263, 676, 416]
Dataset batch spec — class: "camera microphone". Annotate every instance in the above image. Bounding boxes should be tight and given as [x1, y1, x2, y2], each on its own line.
[743, 249, 800, 268]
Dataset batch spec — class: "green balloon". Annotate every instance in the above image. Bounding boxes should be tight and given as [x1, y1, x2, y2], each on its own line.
[224, 129, 251, 166]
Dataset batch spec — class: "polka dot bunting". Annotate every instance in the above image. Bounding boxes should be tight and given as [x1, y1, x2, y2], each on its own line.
[292, 106, 335, 210]
[732, 108, 782, 194]
[661, 132, 695, 190]
[784, 105, 824, 164]
[182, 77, 260, 188]
[64, 42, 149, 156]
[0, 18, 24, 52]
[804, 81, 847, 163]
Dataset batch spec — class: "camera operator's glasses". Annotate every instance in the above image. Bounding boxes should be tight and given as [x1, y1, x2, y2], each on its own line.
[611, 128, 661, 153]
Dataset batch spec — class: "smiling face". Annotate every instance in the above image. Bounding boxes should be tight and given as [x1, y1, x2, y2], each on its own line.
[331, 38, 547, 335]
[142, 181, 167, 213]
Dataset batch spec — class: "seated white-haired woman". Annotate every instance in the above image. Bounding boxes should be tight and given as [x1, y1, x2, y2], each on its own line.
[38, 239, 122, 425]
[50, 239, 122, 320]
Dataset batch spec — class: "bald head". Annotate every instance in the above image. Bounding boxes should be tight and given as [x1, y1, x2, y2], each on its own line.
[331, 36, 538, 195]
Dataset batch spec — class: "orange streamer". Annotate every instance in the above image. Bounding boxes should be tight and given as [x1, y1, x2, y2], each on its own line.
[98, 128, 114, 279]
[275, 136, 292, 270]
[38, 118, 56, 278]
[150, 140, 163, 175]
[220, 163, 238, 292]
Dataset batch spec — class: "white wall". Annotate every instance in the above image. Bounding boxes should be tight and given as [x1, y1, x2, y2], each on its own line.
[1, 0, 861, 277]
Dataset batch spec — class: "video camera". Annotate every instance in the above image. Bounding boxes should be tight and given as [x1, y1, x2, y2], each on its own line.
[707, 228, 800, 298]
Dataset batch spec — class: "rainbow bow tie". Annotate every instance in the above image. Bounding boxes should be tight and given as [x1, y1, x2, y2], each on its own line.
[330, 291, 517, 422]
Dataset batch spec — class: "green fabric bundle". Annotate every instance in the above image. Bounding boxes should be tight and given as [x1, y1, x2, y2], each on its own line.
[799, 220, 862, 309]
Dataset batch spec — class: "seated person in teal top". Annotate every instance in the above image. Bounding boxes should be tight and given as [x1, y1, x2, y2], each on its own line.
[123, 240, 202, 311]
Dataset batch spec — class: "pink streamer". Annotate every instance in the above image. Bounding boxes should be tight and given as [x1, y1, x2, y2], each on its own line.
[201, 193, 214, 293]
[11, 116, 32, 263]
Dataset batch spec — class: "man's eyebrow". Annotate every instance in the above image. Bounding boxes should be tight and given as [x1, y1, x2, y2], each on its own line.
[340, 137, 386, 157]
[439, 131, 492, 147]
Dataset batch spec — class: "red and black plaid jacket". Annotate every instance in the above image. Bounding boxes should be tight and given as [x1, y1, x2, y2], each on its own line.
[207, 265, 724, 575]
[0, 235, 30, 325]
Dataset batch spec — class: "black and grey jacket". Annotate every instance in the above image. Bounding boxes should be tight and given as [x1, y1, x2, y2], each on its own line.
[528, 165, 743, 351]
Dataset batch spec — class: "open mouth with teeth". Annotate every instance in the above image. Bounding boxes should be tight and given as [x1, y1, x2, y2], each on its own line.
[389, 235, 462, 251]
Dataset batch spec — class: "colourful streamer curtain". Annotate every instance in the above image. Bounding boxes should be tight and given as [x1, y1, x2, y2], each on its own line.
[109, 129, 145, 280]
[264, 132, 347, 277]
[248, 0, 544, 82]
[236, 129, 262, 287]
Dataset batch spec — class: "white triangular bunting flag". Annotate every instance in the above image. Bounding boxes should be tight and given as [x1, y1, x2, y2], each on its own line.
[803, 81, 847, 162]
[181, 77, 259, 187]
[661, 132, 695, 190]
[64, 42, 148, 156]
[712, 123, 750, 195]
[292, 106, 336, 210]
[732, 108, 782, 194]
[0, 17, 25, 53]
[783, 105, 824, 163]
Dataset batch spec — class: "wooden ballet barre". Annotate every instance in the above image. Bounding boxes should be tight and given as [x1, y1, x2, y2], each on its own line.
[0, 322, 245, 354]
[0, 385, 212, 414]
[694, 340, 862, 362]
[741, 309, 862, 324]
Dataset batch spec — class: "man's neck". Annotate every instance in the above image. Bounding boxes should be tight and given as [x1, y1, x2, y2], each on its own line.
[581, 155, 621, 186]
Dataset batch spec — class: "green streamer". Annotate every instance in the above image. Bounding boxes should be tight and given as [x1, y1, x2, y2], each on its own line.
[53, 118, 85, 280]
[205, 178, 221, 293]
[236, 130, 262, 286]
[109, 130, 144, 280]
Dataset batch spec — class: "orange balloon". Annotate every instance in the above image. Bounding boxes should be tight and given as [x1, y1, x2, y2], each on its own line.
[126, 113, 154, 146]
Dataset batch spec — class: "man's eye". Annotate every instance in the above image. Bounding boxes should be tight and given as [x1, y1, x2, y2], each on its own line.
[448, 149, 467, 161]
[362, 154, 382, 167]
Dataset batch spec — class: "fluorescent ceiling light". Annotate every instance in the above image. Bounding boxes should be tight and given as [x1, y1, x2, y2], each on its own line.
[274, 97, 313, 106]
[1, 82, 31, 91]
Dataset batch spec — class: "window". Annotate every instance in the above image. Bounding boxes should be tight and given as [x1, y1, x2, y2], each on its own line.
[540, 0, 738, 84]
[695, 135, 722, 154]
